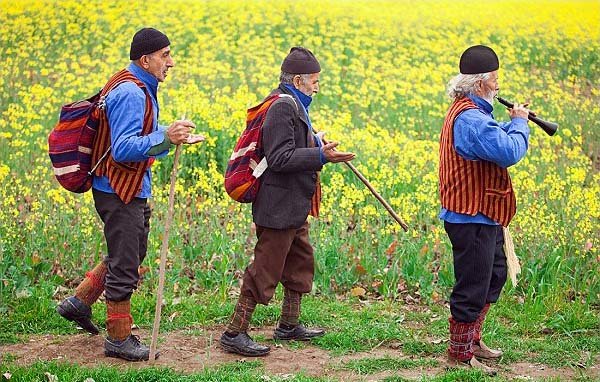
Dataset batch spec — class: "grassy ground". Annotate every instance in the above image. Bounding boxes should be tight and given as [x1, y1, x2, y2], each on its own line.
[1, 291, 598, 380]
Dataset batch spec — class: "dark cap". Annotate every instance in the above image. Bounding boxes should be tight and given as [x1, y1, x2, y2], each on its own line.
[459, 45, 499, 74]
[281, 47, 321, 74]
[130, 28, 170, 60]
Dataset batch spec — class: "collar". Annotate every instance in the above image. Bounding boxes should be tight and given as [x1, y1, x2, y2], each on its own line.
[284, 84, 313, 110]
[128, 62, 158, 99]
[467, 94, 493, 114]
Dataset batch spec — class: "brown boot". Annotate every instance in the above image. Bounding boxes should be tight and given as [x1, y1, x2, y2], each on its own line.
[447, 356, 497, 376]
[473, 339, 503, 359]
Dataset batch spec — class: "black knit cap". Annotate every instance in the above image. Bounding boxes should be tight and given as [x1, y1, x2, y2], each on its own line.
[129, 28, 171, 60]
[459, 45, 499, 74]
[281, 47, 321, 74]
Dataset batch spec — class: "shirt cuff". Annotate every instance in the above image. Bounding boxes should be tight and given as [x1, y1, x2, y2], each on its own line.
[146, 130, 172, 156]
[314, 135, 328, 164]
[319, 148, 328, 164]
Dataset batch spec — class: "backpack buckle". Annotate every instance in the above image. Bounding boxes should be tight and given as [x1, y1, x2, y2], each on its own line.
[98, 95, 107, 110]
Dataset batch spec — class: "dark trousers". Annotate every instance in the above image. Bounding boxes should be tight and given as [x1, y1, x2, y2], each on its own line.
[241, 222, 314, 305]
[93, 189, 151, 302]
[444, 222, 507, 323]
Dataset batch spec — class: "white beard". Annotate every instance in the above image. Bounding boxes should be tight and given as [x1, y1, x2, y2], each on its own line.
[482, 90, 496, 106]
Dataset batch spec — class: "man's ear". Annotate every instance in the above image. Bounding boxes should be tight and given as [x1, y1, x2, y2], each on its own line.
[139, 55, 150, 69]
[292, 75, 302, 89]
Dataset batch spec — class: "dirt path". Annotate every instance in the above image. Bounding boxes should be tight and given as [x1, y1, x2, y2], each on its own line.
[1, 327, 597, 381]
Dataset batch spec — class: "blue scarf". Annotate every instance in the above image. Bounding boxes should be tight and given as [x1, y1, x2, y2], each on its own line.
[284, 84, 312, 113]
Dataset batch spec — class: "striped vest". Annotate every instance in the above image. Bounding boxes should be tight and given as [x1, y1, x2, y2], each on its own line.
[439, 97, 516, 227]
[91, 69, 154, 204]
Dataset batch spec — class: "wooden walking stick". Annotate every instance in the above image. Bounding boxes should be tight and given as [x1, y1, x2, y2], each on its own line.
[149, 142, 182, 362]
[321, 135, 409, 231]
[343, 161, 409, 232]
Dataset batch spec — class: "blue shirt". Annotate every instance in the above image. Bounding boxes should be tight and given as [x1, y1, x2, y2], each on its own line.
[284, 84, 327, 164]
[439, 95, 530, 225]
[92, 63, 169, 198]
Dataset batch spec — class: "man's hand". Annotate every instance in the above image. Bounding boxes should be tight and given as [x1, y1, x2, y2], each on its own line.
[166, 120, 196, 145]
[322, 141, 355, 163]
[509, 103, 530, 120]
[185, 133, 205, 144]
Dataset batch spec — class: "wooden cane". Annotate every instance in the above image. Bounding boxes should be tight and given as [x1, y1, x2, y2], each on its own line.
[343, 161, 409, 232]
[321, 136, 409, 231]
[149, 143, 182, 362]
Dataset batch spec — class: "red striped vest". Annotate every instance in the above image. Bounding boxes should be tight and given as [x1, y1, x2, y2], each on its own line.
[439, 97, 516, 227]
[91, 69, 154, 204]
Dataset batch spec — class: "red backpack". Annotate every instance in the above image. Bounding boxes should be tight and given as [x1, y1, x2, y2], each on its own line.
[48, 73, 143, 193]
[224, 94, 295, 202]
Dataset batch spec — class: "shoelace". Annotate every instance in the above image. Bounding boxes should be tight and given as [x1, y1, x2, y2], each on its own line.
[129, 334, 141, 345]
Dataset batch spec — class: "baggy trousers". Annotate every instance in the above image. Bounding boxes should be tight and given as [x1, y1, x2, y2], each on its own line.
[241, 222, 314, 305]
[444, 222, 507, 323]
[93, 189, 151, 302]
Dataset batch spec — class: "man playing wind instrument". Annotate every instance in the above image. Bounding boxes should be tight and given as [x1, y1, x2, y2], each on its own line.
[438, 45, 530, 375]
[220, 47, 355, 357]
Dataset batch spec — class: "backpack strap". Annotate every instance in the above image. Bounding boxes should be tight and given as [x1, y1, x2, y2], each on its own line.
[91, 70, 150, 173]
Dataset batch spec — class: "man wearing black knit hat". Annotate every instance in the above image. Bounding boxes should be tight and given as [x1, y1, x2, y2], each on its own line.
[220, 47, 355, 356]
[56, 27, 204, 361]
[438, 45, 531, 375]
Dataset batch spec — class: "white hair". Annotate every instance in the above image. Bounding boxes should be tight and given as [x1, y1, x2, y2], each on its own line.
[280, 72, 311, 85]
[446, 72, 491, 99]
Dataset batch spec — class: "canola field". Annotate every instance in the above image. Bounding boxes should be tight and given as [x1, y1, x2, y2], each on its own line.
[0, 0, 598, 315]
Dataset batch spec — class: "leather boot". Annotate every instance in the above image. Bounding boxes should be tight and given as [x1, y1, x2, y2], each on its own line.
[56, 296, 99, 335]
[56, 261, 107, 335]
[473, 339, 503, 359]
[220, 332, 270, 356]
[447, 355, 497, 376]
[273, 323, 325, 341]
[105, 334, 158, 361]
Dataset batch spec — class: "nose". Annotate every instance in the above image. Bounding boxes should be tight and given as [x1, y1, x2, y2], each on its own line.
[167, 56, 175, 67]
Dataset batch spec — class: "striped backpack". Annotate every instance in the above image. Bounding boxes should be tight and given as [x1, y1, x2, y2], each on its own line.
[48, 73, 143, 193]
[224, 94, 295, 202]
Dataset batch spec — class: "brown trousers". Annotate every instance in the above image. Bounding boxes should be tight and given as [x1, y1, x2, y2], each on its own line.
[241, 222, 314, 305]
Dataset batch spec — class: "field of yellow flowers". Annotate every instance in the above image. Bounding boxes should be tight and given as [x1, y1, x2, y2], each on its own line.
[0, 0, 598, 322]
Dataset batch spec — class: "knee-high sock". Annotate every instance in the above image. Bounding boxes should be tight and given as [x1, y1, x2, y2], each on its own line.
[473, 303, 491, 344]
[448, 317, 475, 361]
[279, 288, 302, 327]
[226, 294, 257, 334]
[106, 299, 132, 341]
[75, 261, 108, 306]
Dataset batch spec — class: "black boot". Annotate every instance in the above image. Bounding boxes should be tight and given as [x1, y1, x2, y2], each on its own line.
[220, 332, 270, 356]
[56, 296, 99, 335]
[104, 334, 158, 361]
[273, 323, 325, 341]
